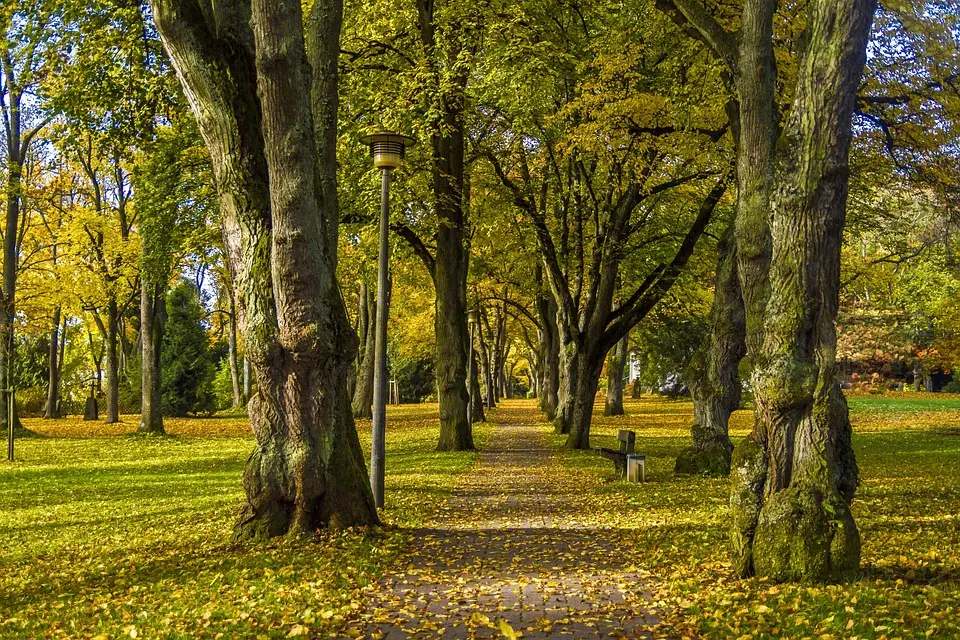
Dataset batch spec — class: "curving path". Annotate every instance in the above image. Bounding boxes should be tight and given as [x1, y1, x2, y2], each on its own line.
[343, 401, 675, 639]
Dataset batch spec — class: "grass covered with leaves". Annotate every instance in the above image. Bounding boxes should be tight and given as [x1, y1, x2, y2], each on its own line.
[0, 407, 487, 639]
[3, 396, 957, 639]
[566, 394, 960, 639]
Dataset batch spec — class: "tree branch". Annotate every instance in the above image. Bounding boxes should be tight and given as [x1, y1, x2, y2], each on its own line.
[391, 222, 436, 276]
[654, 0, 738, 72]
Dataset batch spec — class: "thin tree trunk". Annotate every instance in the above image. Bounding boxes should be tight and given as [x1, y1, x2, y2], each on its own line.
[676, 225, 744, 476]
[243, 356, 252, 401]
[44, 306, 62, 419]
[537, 287, 560, 420]
[151, 0, 378, 537]
[470, 346, 485, 423]
[139, 280, 165, 434]
[352, 284, 375, 418]
[105, 296, 120, 423]
[477, 313, 495, 409]
[604, 333, 628, 417]
[228, 288, 242, 408]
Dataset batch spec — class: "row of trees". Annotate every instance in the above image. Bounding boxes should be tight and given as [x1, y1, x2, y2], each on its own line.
[3, 0, 954, 586]
[149, 0, 957, 585]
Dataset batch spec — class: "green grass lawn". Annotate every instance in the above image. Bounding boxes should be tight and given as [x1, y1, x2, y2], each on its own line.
[574, 394, 960, 639]
[2, 395, 958, 639]
[0, 408, 487, 639]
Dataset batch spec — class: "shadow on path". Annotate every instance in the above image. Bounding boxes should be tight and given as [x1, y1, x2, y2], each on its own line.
[342, 402, 677, 639]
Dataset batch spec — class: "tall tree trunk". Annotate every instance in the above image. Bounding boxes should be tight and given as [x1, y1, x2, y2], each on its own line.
[105, 296, 120, 423]
[554, 339, 578, 434]
[433, 161, 472, 451]
[151, 0, 378, 537]
[470, 347, 485, 423]
[729, 0, 875, 582]
[676, 225, 745, 476]
[537, 288, 560, 420]
[0, 139, 23, 436]
[477, 314, 496, 409]
[44, 306, 62, 419]
[414, 0, 473, 452]
[139, 281, 165, 434]
[604, 334, 628, 417]
[228, 288, 242, 408]
[352, 284, 375, 418]
[567, 347, 604, 450]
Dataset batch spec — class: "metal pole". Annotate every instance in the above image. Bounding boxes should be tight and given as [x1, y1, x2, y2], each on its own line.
[371, 167, 391, 509]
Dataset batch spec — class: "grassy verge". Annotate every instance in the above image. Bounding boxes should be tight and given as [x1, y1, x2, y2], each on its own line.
[0, 405, 487, 639]
[558, 395, 960, 639]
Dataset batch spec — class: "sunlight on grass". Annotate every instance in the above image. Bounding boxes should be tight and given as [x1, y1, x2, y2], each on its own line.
[0, 406, 487, 639]
[564, 395, 960, 639]
[2, 396, 958, 638]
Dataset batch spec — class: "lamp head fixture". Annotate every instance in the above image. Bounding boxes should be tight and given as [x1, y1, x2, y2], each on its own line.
[360, 130, 416, 170]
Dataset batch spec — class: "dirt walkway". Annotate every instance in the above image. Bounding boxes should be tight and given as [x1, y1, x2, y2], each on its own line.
[345, 401, 672, 639]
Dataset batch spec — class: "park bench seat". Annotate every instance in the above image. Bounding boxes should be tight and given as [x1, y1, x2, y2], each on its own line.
[597, 430, 636, 478]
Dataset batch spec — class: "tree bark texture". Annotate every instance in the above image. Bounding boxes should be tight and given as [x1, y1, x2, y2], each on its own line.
[728, 0, 876, 582]
[44, 306, 62, 419]
[352, 283, 375, 419]
[139, 281, 166, 434]
[567, 347, 605, 450]
[477, 313, 496, 410]
[676, 225, 744, 477]
[554, 339, 577, 434]
[228, 287, 243, 408]
[470, 347, 485, 423]
[604, 334, 628, 417]
[105, 296, 120, 423]
[656, 0, 875, 582]
[416, 0, 473, 452]
[151, 0, 378, 537]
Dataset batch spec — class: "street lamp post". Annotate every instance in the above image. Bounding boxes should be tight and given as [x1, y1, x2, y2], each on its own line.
[466, 309, 479, 424]
[360, 130, 415, 509]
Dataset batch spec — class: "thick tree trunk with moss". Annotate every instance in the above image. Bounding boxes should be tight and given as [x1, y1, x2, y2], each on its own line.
[729, 0, 875, 582]
[604, 334, 628, 417]
[151, 0, 378, 537]
[657, 0, 874, 582]
[352, 283, 375, 419]
[676, 226, 744, 477]
[139, 281, 166, 434]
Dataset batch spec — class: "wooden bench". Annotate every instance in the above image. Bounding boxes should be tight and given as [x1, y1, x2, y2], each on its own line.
[597, 430, 636, 478]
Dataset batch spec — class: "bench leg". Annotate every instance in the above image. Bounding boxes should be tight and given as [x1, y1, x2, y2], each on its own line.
[614, 458, 627, 478]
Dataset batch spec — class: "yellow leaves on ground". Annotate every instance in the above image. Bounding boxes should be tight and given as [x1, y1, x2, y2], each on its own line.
[574, 394, 960, 640]
[1, 406, 488, 639]
[3, 395, 959, 638]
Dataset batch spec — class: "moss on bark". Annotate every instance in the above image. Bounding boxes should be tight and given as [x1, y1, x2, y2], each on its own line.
[729, 436, 766, 577]
[752, 486, 860, 582]
[675, 445, 731, 477]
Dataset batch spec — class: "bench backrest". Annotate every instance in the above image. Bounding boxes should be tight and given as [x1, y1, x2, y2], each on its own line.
[618, 430, 636, 454]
